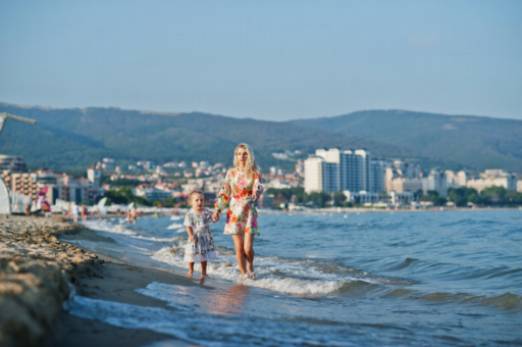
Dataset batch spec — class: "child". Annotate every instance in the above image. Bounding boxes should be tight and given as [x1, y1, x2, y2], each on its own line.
[184, 191, 217, 285]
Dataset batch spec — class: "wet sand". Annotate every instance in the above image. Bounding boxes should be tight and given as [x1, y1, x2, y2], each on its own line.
[0, 216, 193, 347]
[45, 258, 195, 347]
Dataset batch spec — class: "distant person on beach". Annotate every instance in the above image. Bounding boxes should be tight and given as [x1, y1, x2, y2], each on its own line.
[184, 191, 217, 285]
[127, 204, 138, 223]
[80, 205, 88, 221]
[70, 203, 80, 223]
[213, 143, 263, 280]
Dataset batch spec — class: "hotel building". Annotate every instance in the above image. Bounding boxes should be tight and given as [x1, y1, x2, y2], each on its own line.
[304, 148, 385, 194]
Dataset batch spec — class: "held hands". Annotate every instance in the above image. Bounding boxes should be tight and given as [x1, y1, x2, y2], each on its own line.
[212, 210, 220, 222]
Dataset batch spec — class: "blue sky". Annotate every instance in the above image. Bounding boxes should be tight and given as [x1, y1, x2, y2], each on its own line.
[1, 1, 521, 120]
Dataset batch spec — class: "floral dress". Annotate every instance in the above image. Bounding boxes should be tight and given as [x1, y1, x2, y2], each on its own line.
[183, 208, 217, 262]
[215, 168, 263, 235]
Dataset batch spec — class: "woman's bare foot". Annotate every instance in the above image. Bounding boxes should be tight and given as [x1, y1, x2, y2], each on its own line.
[199, 275, 207, 285]
[247, 272, 256, 280]
[187, 271, 193, 279]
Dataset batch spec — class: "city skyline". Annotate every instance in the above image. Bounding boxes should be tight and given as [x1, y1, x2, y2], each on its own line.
[1, 1, 521, 120]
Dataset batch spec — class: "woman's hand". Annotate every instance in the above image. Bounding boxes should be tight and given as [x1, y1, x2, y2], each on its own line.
[188, 234, 195, 243]
[212, 210, 220, 222]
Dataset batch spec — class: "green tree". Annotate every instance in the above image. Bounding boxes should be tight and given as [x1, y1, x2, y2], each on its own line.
[447, 187, 479, 207]
[104, 188, 152, 206]
[333, 192, 346, 207]
[421, 190, 447, 206]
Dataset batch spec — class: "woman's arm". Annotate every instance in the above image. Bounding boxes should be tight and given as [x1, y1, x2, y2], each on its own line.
[252, 171, 264, 201]
[215, 169, 232, 213]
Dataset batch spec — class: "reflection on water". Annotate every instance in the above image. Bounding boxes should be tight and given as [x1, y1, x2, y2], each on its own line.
[205, 284, 250, 316]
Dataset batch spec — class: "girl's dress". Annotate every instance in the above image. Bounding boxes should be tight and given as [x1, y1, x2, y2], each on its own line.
[215, 168, 263, 235]
[183, 208, 216, 262]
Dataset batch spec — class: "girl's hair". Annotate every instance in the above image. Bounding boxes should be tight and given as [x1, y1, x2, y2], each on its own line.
[233, 143, 258, 173]
[188, 190, 204, 204]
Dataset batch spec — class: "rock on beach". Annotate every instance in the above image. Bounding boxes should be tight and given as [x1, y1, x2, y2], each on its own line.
[0, 216, 101, 347]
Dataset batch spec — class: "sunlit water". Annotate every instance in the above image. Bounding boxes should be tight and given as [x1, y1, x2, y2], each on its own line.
[63, 210, 522, 346]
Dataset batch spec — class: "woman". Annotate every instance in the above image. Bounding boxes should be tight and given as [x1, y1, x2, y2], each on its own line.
[213, 143, 263, 280]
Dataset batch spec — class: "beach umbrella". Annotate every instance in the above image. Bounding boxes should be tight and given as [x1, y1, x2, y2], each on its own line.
[0, 112, 36, 215]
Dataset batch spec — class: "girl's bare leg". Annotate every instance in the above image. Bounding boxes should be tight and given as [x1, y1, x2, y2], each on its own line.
[232, 234, 247, 275]
[187, 262, 194, 278]
[200, 261, 208, 285]
[244, 232, 255, 276]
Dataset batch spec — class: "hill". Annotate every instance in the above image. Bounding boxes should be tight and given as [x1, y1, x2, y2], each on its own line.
[291, 110, 522, 171]
[1, 102, 521, 172]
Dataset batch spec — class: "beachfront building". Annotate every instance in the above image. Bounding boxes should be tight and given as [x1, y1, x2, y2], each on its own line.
[0, 154, 27, 172]
[423, 169, 448, 197]
[384, 160, 424, 195]
[2, 172, 38, 199]
[87, 167, 102, 187]
[304, 156, 324, 193]
[370, 160, 387, 193]
[58, 174, 98, 205]
[445, 170, 468, 188]
[134, 186, 173, 202]
[304, 148, 384, 194]
[387, 176, 423, 194]
[466, 169, 518, 192]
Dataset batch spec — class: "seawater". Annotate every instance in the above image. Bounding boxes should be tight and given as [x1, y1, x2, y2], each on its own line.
[64, 210, 522, 346]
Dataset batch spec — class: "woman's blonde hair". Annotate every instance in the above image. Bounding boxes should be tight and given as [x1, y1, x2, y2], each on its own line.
[233, 143, 258, 173]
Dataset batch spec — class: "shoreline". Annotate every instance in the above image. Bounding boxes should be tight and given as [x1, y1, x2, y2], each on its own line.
[261, 206, 522, 214]
[44, 254, 194, 347]
[0, 215, 100, 347]
[0, 215, 190, 347]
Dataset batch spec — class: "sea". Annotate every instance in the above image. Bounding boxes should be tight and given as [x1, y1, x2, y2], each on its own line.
[63, 209, 522, 346]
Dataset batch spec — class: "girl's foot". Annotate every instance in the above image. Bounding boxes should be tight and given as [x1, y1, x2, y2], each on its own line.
[247, 272, 256, 280]
[199, 275, 207, 285]
[186, 271, 193, 279]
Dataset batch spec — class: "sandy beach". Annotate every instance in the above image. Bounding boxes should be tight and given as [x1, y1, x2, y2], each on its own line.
[0, 216, 191, 347]
[45, 257, 194, 347]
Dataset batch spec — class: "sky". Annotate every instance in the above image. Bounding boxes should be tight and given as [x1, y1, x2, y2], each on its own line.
[1, 1, 521, 121]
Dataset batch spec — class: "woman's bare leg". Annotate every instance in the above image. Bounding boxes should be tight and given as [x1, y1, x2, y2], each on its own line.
[187, 262, 194, 278]
[232, 234, 247, 275]
[244, 232, 255, 276]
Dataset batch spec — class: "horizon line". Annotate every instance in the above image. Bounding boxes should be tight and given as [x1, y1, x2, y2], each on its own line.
[0, 100, 521, 122]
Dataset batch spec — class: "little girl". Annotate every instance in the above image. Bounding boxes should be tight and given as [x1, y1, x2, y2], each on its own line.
[184, 190, 217, 284]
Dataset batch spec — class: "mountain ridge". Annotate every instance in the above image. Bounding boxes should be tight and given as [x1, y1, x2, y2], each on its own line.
[1, 101, 521, 172]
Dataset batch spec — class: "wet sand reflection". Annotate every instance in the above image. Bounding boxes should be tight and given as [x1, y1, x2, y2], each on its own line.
[205, 284, 250, 315]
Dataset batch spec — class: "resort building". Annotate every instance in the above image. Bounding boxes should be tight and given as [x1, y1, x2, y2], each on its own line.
[466, 169, 518, 192]
[424, 169, 448, 196]
[2, 172, 39, 199]
[304, 148, 385, 194]
[0, 155, 27, 172]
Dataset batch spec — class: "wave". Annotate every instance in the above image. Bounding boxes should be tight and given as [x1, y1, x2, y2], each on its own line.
[151, 246, 410, 296]
[167, 222, 184, 232]
[384, 288, 522, 311]
[83, 219, 137, 236]
[82, 219, 180, 242]
[439, 218, 501, 228]
[384, 257, 419, 271]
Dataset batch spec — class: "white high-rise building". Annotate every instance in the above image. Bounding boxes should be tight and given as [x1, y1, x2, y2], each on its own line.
[304, 148, 376, 194]
[370, 160, 387, 193]
[304, 156, 323, 193]
[424, 169, 448, 196]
